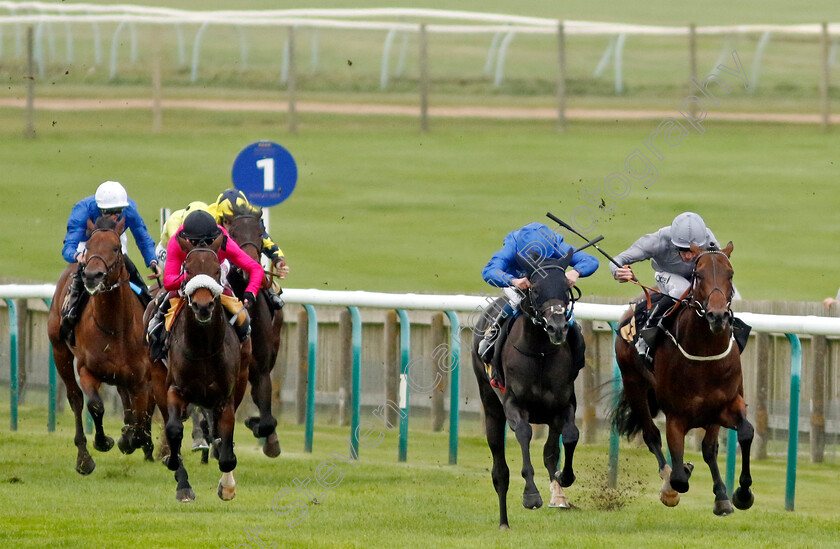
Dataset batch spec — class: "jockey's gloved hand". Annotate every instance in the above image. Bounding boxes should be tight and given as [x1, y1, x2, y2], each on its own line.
[147, 260, 162, 279]
[243, 291, 256, 308]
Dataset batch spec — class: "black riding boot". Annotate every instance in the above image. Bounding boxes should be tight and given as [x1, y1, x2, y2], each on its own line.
[263, 287, 285, 311]
[124, 256, 152, 308]
[636, 296, 675, 366]
[566, 321, 586, 380]
[234, 317, 251, 343]
[733, 317, 752, 353]
[478, 302, 513, 363]
[60, 264, 88, 342]
[146, 294, 170, 360]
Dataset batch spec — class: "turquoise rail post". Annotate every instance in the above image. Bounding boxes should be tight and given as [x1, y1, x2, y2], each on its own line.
[348, 306, 362, 457]
[303, 305, 318, 453]
[785, 333, 802, 511]
[43, 298, 57, 432]
[444, 310, 460, 465]
[396, 309, 410, 462]
[725, 429, 737, 497]
[607, 322, 622, 489]
[5, 299, 19, 431]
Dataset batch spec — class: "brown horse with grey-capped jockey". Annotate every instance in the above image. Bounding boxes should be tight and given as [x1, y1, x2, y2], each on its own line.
[612, 242, 755, 516]
[47, 216, 156, 475]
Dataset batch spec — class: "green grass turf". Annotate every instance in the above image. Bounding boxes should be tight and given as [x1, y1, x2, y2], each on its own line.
[2, 395, 839, 549]
[1, 108, 838, 301]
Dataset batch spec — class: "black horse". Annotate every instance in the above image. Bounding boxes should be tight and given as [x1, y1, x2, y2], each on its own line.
[223, 209, 284, 458]
[472, 254, 581, 529]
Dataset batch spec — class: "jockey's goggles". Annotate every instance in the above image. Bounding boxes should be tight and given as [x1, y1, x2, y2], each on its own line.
[189, 237, 216, 247]
[100, 207, 124, 216]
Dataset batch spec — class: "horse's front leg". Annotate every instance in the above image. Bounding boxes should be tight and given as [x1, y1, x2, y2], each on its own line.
[723, 397, 755, 511]
[505, 403, 541, 510]
[245, 366, 278, 440]
[701, 425, 733, 516]
[543, 424, 568, 509]
[665, 416, 693, 494]
[164, 389, 193, 502]
[216, 400, 238, 501]
[78, 368, 113, 452]
[557, 394, 579, 489]
[53, 347, 95, 474]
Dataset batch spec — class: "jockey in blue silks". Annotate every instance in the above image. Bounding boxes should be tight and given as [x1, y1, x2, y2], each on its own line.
[479, 222, 599, 381]
[59, 181, 160, 339]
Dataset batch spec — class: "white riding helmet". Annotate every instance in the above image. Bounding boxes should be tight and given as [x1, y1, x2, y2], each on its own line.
[670, 212, 708, 249]
[94, 181, 130, 210]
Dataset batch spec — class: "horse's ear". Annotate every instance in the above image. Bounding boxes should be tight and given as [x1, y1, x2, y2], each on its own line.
[723, 241, 734, 257]
[518, 250, 541, 278]
[177, 233, 194, 253]
[689, 243, 703, 255]
[86, 218, 96, 235]
[115, 217, 126, 234]
[209, 233, 225, 253]
[558, 249, 573, 271]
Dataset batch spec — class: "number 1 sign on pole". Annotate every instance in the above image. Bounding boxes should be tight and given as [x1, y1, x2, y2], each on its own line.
[232, 141, 298, 234]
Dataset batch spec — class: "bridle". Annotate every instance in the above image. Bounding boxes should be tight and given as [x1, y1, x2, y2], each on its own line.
[83, 228, 127, 292]
[227, 215, 262, 257]
[522, 265, 578, 330]
[662, 249, 737, 362]
[182, 247, 221, 303]
[685, 250, 734, 318]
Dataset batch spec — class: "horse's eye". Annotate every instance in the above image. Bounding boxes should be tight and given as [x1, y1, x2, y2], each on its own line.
[113, 246, 120, 253]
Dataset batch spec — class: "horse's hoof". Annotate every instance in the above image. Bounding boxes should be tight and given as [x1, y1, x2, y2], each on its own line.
[522, 491, 543, 510]
[263, 433, 281, 458]
[714, 499, 735, 516]
[93, 435, 114, 453]
[75, 455, 96, 475]
[499, 524, 510, 531]
[548, 496, 571, 509]
[684, 462, 695, 478]
[660, 489, 680, 507]
[176, 488, 195, 502]
[732, 487, 754, 510]
[200, 448, 210, 465]
[117, 435, 136, 455]
[218, 481, 236, 501]
[143, 446, 155, 462]
[191, 438, 210, 452]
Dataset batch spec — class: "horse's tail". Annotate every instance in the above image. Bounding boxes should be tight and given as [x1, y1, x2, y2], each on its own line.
[610, 388, 660, 440]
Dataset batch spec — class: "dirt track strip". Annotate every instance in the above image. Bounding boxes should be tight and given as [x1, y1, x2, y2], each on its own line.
[0, 97, 835, 124]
